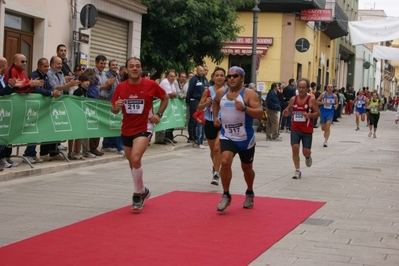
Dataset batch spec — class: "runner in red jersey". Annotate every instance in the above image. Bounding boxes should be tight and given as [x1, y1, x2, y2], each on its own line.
[283, 78, 320, 179]
[110, 57, 168, 211]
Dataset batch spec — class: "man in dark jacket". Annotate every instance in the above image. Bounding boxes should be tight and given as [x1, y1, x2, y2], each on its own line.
[281, 78, 296, 132]
[186, 65, 205, 142]
[266, 82, 282, 141]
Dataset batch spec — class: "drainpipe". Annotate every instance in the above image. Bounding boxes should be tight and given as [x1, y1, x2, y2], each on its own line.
[70, 0, 77, 69]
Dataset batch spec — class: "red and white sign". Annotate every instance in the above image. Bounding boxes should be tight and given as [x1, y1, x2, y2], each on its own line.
[222, 37, 273, 56]
[300, 9, 332, 22]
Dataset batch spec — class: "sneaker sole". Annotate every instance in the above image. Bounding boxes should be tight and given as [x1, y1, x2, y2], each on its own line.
[142, 190, 151, 208]
[210, 180, 219, 186]
[217, 200, 231, 212]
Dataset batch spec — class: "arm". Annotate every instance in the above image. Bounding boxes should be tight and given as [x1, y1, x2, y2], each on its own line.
[235, 89, 263, 119]
[282, 97, 295, 117]
[212, 89, 222, 127]
[197, 88, 211, 111]
[304, 97, 320, 119]
[334, 94, 338, 110]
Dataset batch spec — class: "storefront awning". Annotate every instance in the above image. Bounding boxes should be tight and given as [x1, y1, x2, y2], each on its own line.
[222, 37, 273, 56]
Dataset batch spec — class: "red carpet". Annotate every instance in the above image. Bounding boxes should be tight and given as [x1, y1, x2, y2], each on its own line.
[0, 191, 325, 265]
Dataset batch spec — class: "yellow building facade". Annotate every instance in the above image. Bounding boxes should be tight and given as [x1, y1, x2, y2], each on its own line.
[206, 12, 335, 93]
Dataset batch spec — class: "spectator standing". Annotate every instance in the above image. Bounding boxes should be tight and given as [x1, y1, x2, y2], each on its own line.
[193, 109, 205, 149]
[90, 55, 115, 155]
[56, 44, 73, 77]
[186, 66, 205, 142]
[266, 82, 282, 141]
[23, 58, 61, 164]
[174, 72, 187, 99]
[102, 59, 124, 155]
[281, 78, 296, 132]
[157, 70, 178, 144]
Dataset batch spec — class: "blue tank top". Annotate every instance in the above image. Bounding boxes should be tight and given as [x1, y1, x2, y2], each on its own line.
[320, 92, 335, 117]
[219, 88, 255, 151]
[355, 96, 366, 113]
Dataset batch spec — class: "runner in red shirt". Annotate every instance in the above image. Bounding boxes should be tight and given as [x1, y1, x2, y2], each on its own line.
[283, 78, 320, 179]
[110, 57, 168, 210]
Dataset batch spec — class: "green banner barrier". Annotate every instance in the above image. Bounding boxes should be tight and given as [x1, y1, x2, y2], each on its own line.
[0, 94, 186, 145]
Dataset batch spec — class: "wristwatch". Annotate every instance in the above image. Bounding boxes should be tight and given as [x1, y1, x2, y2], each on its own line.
[156, 112, 163, 118]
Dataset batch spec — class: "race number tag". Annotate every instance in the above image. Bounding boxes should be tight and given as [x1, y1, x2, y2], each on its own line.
[124, 99, 144, 114]
[356, 100, 363, 108]
[293, 111, 306, 122]
[371, 106, 377, 112]
[324, 98, 334, 109]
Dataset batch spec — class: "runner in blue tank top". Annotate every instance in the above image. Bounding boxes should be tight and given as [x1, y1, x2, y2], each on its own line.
[354, 89, 369, 131]
[212, 66, 263, 212]
[317, 84, 338, 147]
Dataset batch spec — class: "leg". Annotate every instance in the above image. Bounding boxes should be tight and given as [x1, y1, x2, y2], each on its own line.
[323, 120, 332, 143]
[220, 150, 234, 192]
[292, 144, 300, 169]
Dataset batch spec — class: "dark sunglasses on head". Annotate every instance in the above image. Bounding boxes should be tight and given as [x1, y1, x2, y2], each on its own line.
[227, 74, 240, 79]
[21, 60, 28, 64]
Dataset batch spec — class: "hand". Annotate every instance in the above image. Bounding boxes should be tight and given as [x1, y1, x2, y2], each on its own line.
[283, 109, 289, 117]
[53, 90, 61, 98]
[149, 113, 161, 124]
[205, 97, 212, 105]
[213, 118, 221, 128]
[7, 78, 17, 88]
[68, 79, 80, 86]
[303, 112, 310, 119]
[107, 77, 116, 86]
[114, 97, 124, 109]
[65, 76, 74, 82]
[234, 100, 244, 111]
[29, 78, 44, 87]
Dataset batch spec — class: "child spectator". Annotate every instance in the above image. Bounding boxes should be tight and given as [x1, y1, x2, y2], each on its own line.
[70, 74, 90, 159]
[193, 109, 205, 149]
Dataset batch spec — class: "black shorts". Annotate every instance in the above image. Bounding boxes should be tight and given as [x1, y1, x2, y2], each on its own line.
[290, 130, 312, 149]
[205, 120, 220, 140]
[220, 139, 255, 164]
[121, 132, 152, 147]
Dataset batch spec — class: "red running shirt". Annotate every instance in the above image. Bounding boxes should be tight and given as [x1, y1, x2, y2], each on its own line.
[110, 78, 166, 136]
[291, 95, 314, 134]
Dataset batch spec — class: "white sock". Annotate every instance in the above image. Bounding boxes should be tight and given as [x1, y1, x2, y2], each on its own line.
[131, 167, 144, 193]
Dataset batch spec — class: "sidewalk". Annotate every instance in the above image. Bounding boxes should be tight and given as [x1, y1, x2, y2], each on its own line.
[1, 111, 399, 265]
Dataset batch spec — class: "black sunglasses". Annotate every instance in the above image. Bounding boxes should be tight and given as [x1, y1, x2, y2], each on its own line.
[21, 60, 28, 64]
[227, 74, 240, 79]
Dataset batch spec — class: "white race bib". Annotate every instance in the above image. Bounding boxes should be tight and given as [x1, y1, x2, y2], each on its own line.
[124, 99, 144, 114]
[293, 111, 306, 122]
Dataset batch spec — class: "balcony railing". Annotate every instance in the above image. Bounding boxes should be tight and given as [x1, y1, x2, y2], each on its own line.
[321, 1, 349, 39]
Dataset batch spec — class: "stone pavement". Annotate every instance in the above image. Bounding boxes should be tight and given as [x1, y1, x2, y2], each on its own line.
[0, 111, 398, 265]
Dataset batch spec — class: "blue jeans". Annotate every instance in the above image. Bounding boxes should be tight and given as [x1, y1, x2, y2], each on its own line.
[196, 123, 205, 145]
[23, 145, 37, 157]
[281, 101, 291, 130]
[102, 136, 123, 151]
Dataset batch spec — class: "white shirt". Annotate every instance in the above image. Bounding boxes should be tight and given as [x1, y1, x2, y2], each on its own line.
[159, 78, 176, 94]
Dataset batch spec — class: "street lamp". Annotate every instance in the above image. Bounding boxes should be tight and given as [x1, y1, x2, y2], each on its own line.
[251, 0, 261, 87]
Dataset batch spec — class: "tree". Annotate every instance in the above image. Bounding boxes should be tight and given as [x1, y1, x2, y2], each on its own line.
[141, 0, 252, 79]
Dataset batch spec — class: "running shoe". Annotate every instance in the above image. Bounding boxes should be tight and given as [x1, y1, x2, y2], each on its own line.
[292, 170, 302, 179]
[211, 173, 220, 186]
[355, 127, 360, 131]
[217, 194, 231, 212]
[132, 187, 151, 210]
[58, 144, 67, 150]
[1, 158, 11, 168]
[6, 158, 19, 167]
[373, 133, 377, 138]
[22, 156, 37, 164]
[243, 193, 254, 209]
[323, 142, 328, 147]
[199, 145, 205, 149]
[368, 132, 373, 137]
[305, 156, 312, 167]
